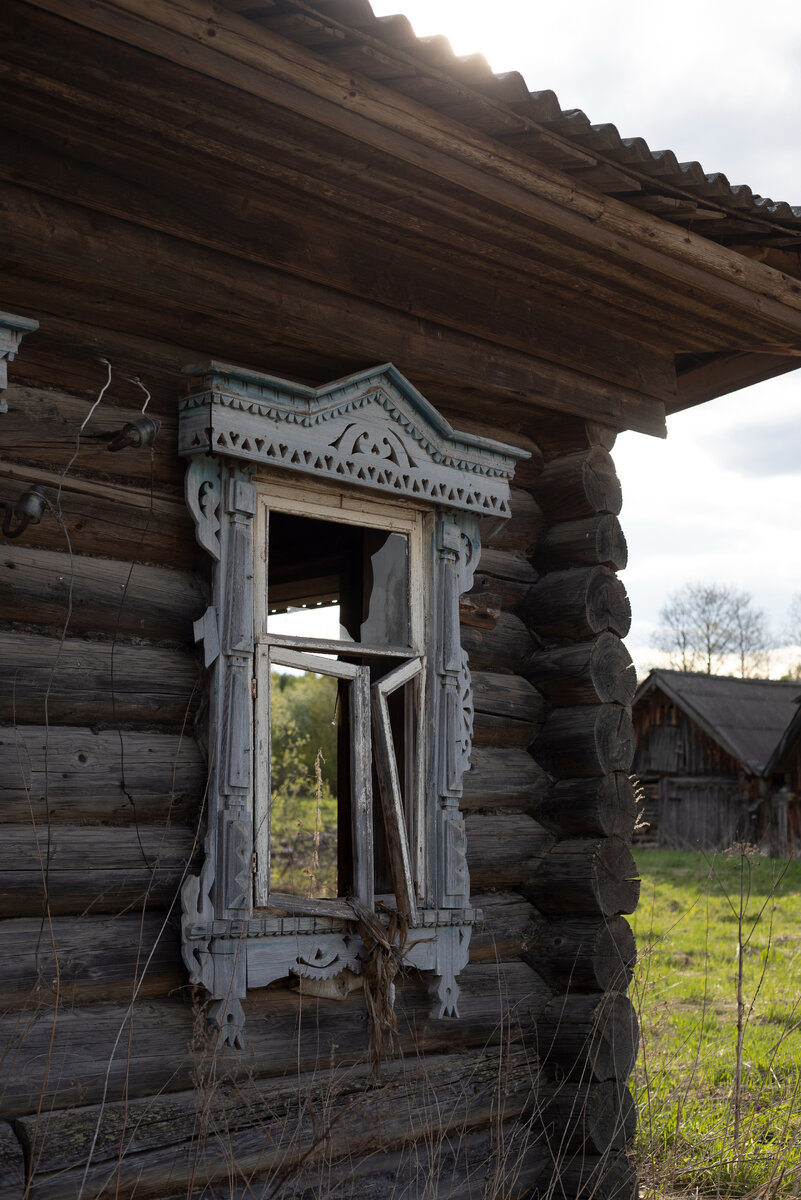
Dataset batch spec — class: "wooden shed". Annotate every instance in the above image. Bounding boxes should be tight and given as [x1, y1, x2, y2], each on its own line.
[2, 2, 801, 1197]
[633, 670, 801, 852]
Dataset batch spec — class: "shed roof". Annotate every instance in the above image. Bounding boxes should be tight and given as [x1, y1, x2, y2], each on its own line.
[239, 0, 801, 248]
[635, 670, 801, 776]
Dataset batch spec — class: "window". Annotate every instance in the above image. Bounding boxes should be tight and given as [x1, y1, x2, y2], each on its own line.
[253, 484, 427, 923]
[179, 362, 527, 1045]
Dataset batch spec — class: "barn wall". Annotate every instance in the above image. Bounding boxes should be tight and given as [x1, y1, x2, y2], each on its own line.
[0, 324, 639, 1198]
[633, 691, 758, 850]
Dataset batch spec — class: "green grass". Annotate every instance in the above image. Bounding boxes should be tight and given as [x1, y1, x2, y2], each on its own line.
[633, 849, 801, 1198]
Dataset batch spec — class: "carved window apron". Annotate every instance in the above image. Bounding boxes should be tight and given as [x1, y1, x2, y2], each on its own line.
[179, 362, 527, 1045]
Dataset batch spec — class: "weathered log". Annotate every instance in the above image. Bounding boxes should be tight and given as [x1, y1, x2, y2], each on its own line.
[472, 570, 534, 612]
[0, 825, 196, 917]
[462, 612, 535, 672]
[519, 567, 631, 640]
[0, 962, 549, 1117]
[0, 463, 201, 569]
[537, 992, 639, 1082]
[523, 837, 640, 918]
[0, 1122, 24, 1200]
[0, 725, 206, 825]
[472, 552, 539, 612]
[533, 775, 638, 840]
[533, 418, 618, 458]
[17, 1047, 539, 1200]
[541, 1151, 636, 1199]
[472, 711, 541, 749]
[537, 513, 628, 571]
[524, 917, 636, 993]
[480, 487, 544, 555]
[462, 748, 549, 810]
[526, 634, 636, 707]
[0, 631, 201, 727]
[476, 547, 539, 584]
[540, 1081, 635, 1153]
[192, 1124, 547, 1200]
[472, 671, 546, 724]
[2, 384, 182, 490]
[0, 914, 182, 1008]
[0, 545, 206, 643]
[533, 706, 635, 778]
[470, 891, 541, 962]
[465, 812, 554, 888]
[459, 588, 502, 629]
[535, 447, 622, 520]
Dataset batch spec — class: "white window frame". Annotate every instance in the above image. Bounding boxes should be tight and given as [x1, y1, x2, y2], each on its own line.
[252, 479, 429, 923]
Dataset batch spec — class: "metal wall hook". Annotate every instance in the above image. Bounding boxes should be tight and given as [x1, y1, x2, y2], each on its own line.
[1, 484, 47, 539]
[107, 415, 160, 452]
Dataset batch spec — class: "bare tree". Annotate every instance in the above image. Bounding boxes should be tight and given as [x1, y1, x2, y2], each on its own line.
[655, 583, 771, 677]
[783, 593, 801, 680]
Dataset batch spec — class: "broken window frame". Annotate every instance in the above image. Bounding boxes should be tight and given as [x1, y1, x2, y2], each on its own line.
[252, 482, 428, 922]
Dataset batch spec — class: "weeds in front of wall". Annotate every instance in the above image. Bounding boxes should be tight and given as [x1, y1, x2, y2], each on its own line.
[632, 848, 801, 1200]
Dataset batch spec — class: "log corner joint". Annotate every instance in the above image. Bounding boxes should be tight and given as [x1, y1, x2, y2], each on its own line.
[177, 360, 529, 1045]
[0, 310, 38, 410]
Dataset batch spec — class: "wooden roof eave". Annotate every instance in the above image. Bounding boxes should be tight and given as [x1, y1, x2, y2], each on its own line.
[765, 703, 801, 780]
[17, 0, 801, 427]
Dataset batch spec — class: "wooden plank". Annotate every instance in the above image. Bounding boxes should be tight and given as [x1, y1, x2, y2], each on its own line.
[0, 725, 205, 824]
[18, 1047, 541, 1199]
[465, 812, 554, 888]
[0, 545, 206, 643]
[0, 460, 201, 568]
[462, 748, 547, 810]
[0, 825, 197, 917]
[0, 631, 200, 727]
[0, 961, 549, 1117]
[0, 914, 182, 1007]
[19, 0, 801, 342]
[0, 182, 667, 435]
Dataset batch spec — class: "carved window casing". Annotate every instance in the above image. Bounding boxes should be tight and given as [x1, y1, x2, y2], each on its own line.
[179, 362, 526, 1046]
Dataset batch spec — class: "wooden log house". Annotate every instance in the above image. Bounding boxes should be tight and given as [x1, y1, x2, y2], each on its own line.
[633, 670, 801, 852]
[1, 2, 801, 1196]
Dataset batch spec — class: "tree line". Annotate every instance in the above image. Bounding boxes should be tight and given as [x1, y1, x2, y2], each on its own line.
[655, 585, 801, 679]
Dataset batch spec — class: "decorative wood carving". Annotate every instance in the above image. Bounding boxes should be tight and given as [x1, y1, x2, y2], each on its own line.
[0, 310, 38, 409]
[179, 362, 527, 1043]
[179, 362, 523, 518]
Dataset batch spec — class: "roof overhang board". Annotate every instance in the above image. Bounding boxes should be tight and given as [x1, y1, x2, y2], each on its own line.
[21, 0, 801, 362]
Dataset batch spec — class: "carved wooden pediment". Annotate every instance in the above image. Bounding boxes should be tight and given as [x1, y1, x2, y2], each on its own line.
[179, 361, 524, 518]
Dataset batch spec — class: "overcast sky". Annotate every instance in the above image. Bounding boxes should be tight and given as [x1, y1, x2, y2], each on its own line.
[371, 0, 801, 674]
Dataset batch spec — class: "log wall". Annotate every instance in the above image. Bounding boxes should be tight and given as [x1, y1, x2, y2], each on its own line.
[0, 316, 638, 1196]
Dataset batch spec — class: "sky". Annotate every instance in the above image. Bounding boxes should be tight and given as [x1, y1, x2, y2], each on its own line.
[369, 0, 801, 676]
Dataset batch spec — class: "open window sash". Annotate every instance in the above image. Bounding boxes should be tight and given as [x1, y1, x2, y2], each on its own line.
[254, 644, 372, 917]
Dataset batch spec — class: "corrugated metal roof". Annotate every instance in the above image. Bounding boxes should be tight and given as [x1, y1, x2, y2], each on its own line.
[636, 670, 801, 776]
[238, 0, 801, 247]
